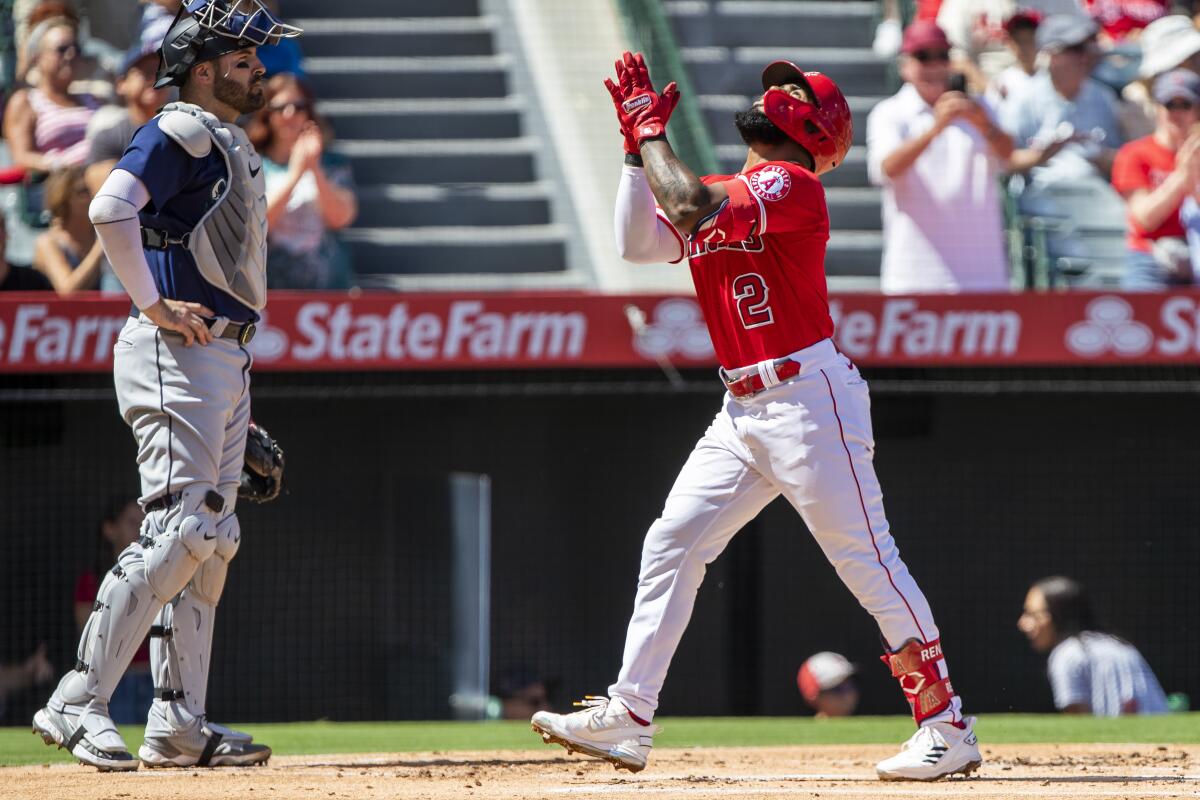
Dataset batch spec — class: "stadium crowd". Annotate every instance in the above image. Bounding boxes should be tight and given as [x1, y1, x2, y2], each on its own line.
[871, 1, 1200, 290]
[0, 0, 356, 295]
[4, 1, 1200, 293]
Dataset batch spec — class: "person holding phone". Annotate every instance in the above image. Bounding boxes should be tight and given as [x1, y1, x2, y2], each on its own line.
[867, 20, 1015, 293]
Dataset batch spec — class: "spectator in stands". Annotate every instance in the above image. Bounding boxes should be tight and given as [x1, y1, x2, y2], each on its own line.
[936, 0, 1084, 90]
[797, 652, 859, 718]
[256, 0, 306, 77]
[1019, 576, 1168, 715]
[138, 0, 183, 49]
[72, 498, 152, 724]
[1082, 0, 1168, 42]
[251, 73, 358, 290]
[494, 667, 551, 721]
[32, 166, 107, 293]
[4, 16, 101, 173]
[84, 38, 170, 195]
[0, 216, 54, 291]
[1112, 69, 1200, 287]
[987, 9, 1044, 114]
[1121, 15, 1200, 139]
[868, 20, 1014, 293]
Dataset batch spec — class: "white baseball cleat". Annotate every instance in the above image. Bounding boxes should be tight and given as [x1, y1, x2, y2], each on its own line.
[531, 695, 661, 773]
[139, 704, 270, 768]
[876, 715, 982, 781]
[32, 701, 139, 771]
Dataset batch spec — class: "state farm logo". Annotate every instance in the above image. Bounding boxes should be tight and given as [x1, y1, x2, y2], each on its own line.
[1065, 296, 1153, 358]
[632, 298, 713, 360]
[749, 165, 791, 202]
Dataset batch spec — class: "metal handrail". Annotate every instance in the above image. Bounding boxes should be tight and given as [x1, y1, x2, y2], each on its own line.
[613, 0, 720, 175]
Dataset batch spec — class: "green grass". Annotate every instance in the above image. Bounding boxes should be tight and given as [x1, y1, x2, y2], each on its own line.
[3, 714, 1198, 767]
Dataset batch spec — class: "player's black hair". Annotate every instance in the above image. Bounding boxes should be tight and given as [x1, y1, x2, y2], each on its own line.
[1034, 575, 1101, 639]
[735, 108, 815, 170]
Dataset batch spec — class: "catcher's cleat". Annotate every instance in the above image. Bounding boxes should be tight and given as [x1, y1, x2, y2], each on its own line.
[531, 695, 660, 773]
[876, 715, 982, 781]
[32, 703, 139, 771]
[139, 709, 270, 768]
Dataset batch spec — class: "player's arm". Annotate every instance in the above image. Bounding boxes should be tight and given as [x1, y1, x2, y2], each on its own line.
[89, 168, 213, 345]
[614, 162, 685, 263]
[639, 138, 730, 235]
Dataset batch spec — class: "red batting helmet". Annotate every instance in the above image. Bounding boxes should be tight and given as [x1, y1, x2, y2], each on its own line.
[760, 61, 852, 175]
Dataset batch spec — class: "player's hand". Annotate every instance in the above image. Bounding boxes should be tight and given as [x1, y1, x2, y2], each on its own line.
[144, 298, 214, 347]
[604, 51, 680, 151]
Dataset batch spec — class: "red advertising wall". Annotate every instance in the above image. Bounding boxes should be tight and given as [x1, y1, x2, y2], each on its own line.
[2, 290, 1200, 372]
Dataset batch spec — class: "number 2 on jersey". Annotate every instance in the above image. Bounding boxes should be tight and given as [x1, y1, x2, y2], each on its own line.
[733, 273, 774, 329]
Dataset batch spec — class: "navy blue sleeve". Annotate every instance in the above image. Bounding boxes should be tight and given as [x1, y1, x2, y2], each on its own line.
[115, 118, 198, 212]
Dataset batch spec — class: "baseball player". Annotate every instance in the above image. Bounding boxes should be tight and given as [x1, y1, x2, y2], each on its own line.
[531, 53, 981, 781]
[32, 0, 295, 771]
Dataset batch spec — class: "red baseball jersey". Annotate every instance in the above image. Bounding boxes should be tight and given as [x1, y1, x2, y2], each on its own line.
[668, 160, 834, 369]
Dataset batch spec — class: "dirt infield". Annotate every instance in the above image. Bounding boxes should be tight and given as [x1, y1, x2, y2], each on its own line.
[4, 744, 1198, 800]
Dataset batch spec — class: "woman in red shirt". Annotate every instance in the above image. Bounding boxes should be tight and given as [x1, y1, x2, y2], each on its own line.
[1111, 69, 1200, 287]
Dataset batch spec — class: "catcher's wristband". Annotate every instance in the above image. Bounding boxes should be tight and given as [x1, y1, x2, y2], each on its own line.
[624, 152, 644, 167]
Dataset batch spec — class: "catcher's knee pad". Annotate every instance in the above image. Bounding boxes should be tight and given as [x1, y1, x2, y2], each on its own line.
[143, 483, 225, 602]
[75, 541, 166, 702]
[881, 638, 954, 724]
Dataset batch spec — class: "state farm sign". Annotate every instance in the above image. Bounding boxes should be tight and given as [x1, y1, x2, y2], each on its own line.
[2, 290, 1200, 373]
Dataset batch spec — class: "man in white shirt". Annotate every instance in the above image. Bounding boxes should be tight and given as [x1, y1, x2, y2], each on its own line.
[868, 20, 1015, 293]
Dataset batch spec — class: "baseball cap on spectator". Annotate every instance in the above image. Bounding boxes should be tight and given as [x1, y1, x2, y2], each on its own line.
[118, 36, 159, 76]
[1152, 69, 1200, 104]
[1138, 15, 1200, 79]
[1035, 14, 1098, 53]
[900, 20, 951, 56]
[1003, 8, 1043, 33]
[797, 652, 856, 703]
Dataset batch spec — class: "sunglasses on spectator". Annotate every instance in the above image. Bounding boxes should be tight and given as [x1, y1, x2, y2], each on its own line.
[1165, 99, 1197, 111]
[1060, 41, 1091, 55]
[50, 42, 79, 58]
[911, 50, 951, 64]
[269, 100, 311, 115]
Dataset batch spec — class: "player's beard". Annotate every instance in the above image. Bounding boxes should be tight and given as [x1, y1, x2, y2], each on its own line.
[734, 108, 791, 147]
[213, 73, 266, 114]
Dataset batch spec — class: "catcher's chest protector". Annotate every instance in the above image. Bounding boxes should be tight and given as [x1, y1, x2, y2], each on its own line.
[158, 102, 269, 310]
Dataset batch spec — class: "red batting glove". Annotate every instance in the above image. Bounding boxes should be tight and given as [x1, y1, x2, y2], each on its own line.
[604, 51, 681, 153]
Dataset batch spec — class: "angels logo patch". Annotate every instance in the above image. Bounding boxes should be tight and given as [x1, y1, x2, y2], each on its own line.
[749, 165, 791, 202]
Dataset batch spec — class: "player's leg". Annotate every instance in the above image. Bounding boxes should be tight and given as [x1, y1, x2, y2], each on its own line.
[33, 322, 229, 770]
[33, 486, 225, 770]
[533, 402, 778, 771]
[765, 357, 979, 780]
[141, 371, 269, 767]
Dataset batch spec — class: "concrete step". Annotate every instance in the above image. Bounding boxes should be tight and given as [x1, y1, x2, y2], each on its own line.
[284, 0, 479, 18]
[297, 17, 496, 58]
[666, 0, 877, 49]
[699, 94, 883, 147]
[334, 139, 538, 184]
[352, 182, 553, 228]
[715, 144, 869, 187]
[321, 97, 523, 141]
[826, 229, 883, 277]
[683, 47, 888, 97]
[306, 55, 510, 99]
[825, 187, 881, 230]
[345, 224, 569, 275]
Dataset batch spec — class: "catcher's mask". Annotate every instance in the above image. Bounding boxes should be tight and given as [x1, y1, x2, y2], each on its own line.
[154, 0, 302, 89]
[759, 61, 852, 175]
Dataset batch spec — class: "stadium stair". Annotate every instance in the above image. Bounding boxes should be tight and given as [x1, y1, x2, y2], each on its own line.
[290, 0, 572, 287]
[666, 0, 887, 290]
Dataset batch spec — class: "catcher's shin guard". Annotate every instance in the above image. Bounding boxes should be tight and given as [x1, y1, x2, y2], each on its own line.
[882, 638, 955, 725]
[149, 488, 240, 723]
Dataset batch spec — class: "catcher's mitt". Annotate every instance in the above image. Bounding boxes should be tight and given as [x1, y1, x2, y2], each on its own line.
[239, 421, 285, 503]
